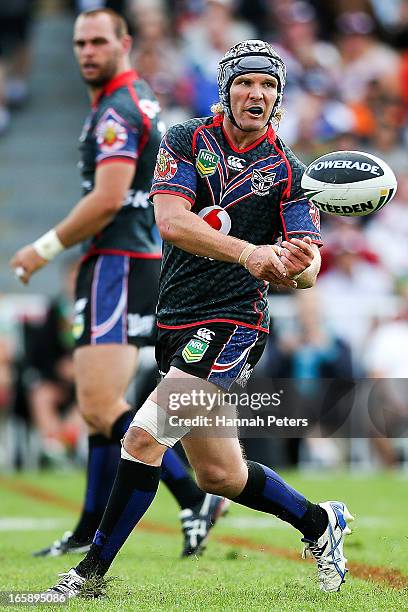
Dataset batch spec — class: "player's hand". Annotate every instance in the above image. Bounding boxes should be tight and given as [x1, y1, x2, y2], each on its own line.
[280, 236, 315, 280]
[10, 245, 48, 285]
[246, 245, 297, 288]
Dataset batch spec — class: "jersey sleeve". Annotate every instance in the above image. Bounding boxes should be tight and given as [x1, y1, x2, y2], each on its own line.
[280, 147, 323, 245]
[94, 106, 139, 166]
[149, 123, 197, 206]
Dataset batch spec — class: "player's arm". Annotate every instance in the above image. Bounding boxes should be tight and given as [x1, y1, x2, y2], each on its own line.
[154, 194, 297, 288]
[10, 161, 134, 284]
[56, 162, 134, 246]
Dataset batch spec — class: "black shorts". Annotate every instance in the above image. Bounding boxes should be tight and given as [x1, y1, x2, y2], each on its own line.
[74, 254, 160, 348]
[156, 322, 267, 391]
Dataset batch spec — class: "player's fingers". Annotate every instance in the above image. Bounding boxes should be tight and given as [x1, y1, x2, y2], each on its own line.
[282, 238, 313, 255]
[267, 246, 287, 277]
[280, 254, 302, 274]
[281, 243, 309, 264]
[13, 266, 29, 284]
[265, 272, 297, 288]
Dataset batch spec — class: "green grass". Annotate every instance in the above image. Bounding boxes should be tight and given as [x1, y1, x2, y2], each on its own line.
[0, 470, 407, 611]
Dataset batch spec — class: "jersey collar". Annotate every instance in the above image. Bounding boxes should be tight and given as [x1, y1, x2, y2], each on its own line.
[93, 70, 139, 108]
[221, 122, 276, 153]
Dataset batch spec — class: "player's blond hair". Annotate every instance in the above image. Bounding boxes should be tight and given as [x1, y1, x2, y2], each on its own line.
[211, 102, 284, 126]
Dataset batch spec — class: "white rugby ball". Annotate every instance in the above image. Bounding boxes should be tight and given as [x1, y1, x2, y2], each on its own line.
[301, 150, 397, 217]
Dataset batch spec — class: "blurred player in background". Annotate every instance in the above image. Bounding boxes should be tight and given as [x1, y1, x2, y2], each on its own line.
[46, 39, 354, 597]
[10, 8, 225, 559]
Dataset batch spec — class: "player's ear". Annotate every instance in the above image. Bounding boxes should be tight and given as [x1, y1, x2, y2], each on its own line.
[122, 34, 132, 55]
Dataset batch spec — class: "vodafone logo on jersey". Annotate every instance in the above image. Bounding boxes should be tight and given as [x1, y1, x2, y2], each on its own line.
[198, 206, 231, 235]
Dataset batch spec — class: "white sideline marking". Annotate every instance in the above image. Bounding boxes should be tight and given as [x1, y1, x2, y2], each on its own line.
[227, 517, 290, 529]
[226, 515, 387, 530]
[0, 518, 66, 531]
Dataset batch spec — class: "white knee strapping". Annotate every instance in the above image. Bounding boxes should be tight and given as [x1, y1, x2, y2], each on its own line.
[130, 398, 191, 448]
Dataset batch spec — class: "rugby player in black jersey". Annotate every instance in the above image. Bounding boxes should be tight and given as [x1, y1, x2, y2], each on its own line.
[44, 39, 354, 597]
[10, 8, 226, 560]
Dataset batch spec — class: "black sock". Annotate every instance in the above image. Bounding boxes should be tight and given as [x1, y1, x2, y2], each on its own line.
[72, 410, 134, 542]
[161, 448, 205, 509]
[76, 458, 161, 578]
[72, 434, 120, 542]
[110, 410, 133, 443]
[112, 410, 205, 510]
[233, 461, 328, 541]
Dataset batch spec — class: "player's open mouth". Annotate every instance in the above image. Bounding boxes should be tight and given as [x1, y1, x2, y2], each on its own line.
[246, 107, 263, 116]
[82, 64, 98, 71]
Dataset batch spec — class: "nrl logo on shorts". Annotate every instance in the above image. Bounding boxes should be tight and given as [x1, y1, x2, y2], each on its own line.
[182, 338, 209, 363]
[251, 169, 276, 196]
[196, 149, 220, 178]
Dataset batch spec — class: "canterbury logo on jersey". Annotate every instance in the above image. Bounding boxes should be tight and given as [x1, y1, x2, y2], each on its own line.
[195, 328, 215, 341]
[227, 155, 246, 171]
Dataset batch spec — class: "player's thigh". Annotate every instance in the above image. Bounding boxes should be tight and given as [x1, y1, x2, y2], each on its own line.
[74, 343, 138, 407]
[152, 366, 246, 482]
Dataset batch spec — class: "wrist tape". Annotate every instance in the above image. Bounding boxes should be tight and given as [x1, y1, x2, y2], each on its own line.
[33, 229, 65, 261]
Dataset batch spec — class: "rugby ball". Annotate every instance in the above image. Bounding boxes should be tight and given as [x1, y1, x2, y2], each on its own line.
[301, 151, 397, 217]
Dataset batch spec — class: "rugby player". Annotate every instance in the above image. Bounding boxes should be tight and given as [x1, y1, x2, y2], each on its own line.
[10, 8, 226, 559]
[45, 39, 353, 596]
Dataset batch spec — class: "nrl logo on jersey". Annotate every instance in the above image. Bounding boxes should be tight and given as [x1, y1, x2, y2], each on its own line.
[196, 149, 220, 178]
[251, 169, 276, 196]
[227, 155, 246, 171]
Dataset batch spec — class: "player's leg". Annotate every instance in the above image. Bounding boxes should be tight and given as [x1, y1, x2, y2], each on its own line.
[71, 342, 139, 541]
[181, 421, 353, 592]
[126, 257, 222, 553]
[33, 341, 138, 557]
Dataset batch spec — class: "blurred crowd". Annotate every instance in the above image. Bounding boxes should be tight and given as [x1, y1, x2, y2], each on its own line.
[0, 0, 408, 470]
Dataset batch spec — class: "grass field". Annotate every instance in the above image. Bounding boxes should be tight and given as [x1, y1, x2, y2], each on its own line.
[0, 469, 407, 611]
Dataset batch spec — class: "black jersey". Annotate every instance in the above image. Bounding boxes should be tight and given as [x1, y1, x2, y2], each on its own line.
[150, 114, 322, 331]
[79, 70, 162, 258]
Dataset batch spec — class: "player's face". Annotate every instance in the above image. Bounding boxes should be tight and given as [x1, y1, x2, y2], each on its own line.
[73, 14, 127, 87]
[229, 73, 278, 132]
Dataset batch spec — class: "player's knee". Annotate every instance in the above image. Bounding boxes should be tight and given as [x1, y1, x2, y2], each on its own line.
[123, 426, 158, 462]
[195, 465, 233, 496]
[78, 401, 108, 432]
[78, 391, 124, 434]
